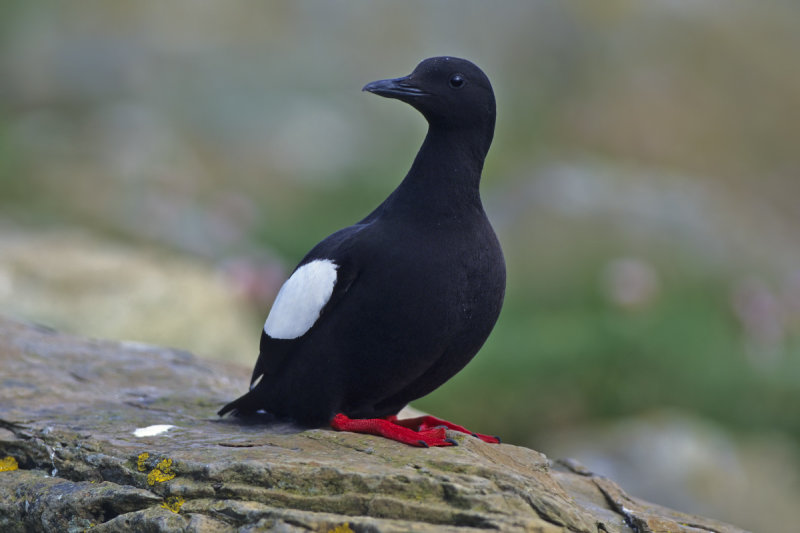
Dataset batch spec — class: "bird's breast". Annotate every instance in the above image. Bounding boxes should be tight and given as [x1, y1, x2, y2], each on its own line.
[360, 221, 504, 333]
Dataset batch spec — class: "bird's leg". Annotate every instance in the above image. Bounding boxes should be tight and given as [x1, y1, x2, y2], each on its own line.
[387, 414, 501, 444]
[330, 413, 457, 447]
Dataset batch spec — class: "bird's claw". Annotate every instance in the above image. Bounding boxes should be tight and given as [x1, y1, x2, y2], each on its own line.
[469, 431, 501, 444]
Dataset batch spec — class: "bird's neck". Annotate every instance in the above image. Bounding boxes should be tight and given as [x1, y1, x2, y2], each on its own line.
[389, 125, 492, 219]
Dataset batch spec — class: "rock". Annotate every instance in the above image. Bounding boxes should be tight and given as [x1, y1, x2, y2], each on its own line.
[0, 316, 748, 532]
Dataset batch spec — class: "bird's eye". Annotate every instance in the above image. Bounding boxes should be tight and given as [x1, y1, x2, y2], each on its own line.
[448, 74, 466, 89]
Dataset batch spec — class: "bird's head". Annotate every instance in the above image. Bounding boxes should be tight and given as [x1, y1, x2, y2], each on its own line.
[363, 57, 495, 134]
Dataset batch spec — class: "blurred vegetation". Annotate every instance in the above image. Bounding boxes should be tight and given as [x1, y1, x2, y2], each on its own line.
[1, 2, 800, 528]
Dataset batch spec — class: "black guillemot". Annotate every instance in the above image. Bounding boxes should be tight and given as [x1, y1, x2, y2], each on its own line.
[219, 56, 506, 447]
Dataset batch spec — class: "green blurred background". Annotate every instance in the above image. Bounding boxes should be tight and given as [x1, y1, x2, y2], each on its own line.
[1, 2, 799, 531]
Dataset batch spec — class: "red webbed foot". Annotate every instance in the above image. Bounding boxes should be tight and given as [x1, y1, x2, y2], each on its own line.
[386, 414, 501, 444]
[330, 413, 457, 447]
[330, 413, 500, 447]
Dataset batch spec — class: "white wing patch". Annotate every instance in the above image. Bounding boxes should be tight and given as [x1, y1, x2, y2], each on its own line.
[263, 259, 338, 339]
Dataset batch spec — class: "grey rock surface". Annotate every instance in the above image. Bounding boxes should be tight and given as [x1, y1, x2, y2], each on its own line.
[0, 316, 747, 532]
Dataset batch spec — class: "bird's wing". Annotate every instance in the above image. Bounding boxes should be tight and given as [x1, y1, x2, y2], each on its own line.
[247, 224, 365, 389]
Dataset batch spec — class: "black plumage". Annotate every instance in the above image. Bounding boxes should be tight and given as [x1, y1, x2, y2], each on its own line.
[219, 57, 505, 445]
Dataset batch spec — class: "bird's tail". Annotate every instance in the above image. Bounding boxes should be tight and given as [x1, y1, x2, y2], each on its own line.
[217, 391, 259, 417]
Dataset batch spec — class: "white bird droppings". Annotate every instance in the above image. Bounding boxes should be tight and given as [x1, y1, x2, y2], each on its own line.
[263, 259, 338, 339]
[133, 424, 176, 437]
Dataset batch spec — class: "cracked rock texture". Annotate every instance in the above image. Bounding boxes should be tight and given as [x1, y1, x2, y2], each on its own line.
[0, 316, 748, 532]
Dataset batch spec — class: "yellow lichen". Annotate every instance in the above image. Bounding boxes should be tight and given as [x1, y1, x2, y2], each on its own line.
[160, 495, 185, 513]
[146, 458, 176, 485]
[0, 456, 19, 472]
[327, 524, 354, 533]
[137, 452, 149, 472]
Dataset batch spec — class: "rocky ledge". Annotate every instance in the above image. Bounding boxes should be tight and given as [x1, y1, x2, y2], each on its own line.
[0, 316, 747, 532]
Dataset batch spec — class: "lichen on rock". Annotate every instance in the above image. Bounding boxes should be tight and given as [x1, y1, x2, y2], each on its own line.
[0, 456, 18, 472]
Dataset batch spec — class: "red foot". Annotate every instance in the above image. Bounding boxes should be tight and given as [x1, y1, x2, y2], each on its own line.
[387, 414, 501, 444]
[330, 413, 500, 447]
[331, 413, 455, 447]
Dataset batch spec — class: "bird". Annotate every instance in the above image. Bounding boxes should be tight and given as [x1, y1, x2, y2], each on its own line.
[219, 56, 505, 447]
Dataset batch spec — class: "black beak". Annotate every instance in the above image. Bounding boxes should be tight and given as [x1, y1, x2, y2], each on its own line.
[362, 75, 428, 100]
